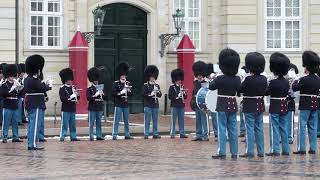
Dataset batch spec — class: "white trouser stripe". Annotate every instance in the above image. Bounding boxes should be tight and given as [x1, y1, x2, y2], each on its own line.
[270, 115, 273, 153]
[291, 111, 294, 138]
[216, 112, 220, 154]
[170, 109, 174, 135]
[60, 112, 64, 138]
[2, 108, 5, 138]
[34, 108, 39, 147]
[112, 107, 116, 136]
[206, 114, 209, 136]
[297, 112, 300, 151]
[244, 114, 248, 154]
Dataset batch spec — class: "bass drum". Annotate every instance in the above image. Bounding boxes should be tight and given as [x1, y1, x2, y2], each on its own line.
[206, 90, 217, 112]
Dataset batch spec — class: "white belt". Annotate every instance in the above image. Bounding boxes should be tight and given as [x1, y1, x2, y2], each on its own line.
[217, 95, 236, 98]
[270, 97, 287, 100]
[300, 94, 318, 98]
[25, 93, 44, 96]
[243, 96, 264, 99]
[6, 97, 17, 100]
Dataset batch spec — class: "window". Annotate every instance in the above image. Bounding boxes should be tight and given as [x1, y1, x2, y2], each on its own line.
[30, 0, 62, 48]
[265, 0, 301, 51]
[173, 0, 201, 51]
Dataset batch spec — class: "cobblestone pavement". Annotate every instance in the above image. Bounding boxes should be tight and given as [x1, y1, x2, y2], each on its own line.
[0, 134, 320, 180]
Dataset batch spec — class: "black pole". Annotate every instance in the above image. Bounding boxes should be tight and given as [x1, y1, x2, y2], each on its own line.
[15, 0, 19, 64]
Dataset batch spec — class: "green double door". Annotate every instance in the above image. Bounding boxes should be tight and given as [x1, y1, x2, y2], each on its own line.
[94, 3, 147, 114]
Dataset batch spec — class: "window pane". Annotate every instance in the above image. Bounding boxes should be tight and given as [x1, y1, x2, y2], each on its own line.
[267, 8, 273, 16]
[31, 27, 37, 36]
[293, 30, 299, 39]
[275, 21, 281, 29]
[31, 37, 37, 46]
[293, 21, 299, 29]
[31, 2, 37, 11]
[275, 0, 281, 7]
[48, 17, 53, 26]
[48, 27, 53, 36]
[286, 0, 292, 7]
[275, 40, 281, 48]
[55, 27, 60, 36]
[38, 37, 43, 46]
[267, 40, 273, 48]
[267, 0, 273, 7]
[274, 8, 281, 16]
[48, 37, 53, 46]
[38, 16, 43, 25]
[267, 21, 273, 29]
[31, 16, 37, 25]
[293, 40, 299, 48]
[286, 21, 292, 29]
[275, 31, 281, 39]
[38, 2, 43, 11]
[267, 31, 273, 39]
[293, 0, 299, 7]
[286, 30, 292, 39]
[55, 17, 60, 26]
[286, 40, 292, 48]
[38, 27, 43, 36]
[286, 8, 292, 16]
[293, 8, 299, 16]
[48, 3, 53, 12]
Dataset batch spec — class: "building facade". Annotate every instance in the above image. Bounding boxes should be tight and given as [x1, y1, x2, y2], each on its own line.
[0, 0, 319, 114]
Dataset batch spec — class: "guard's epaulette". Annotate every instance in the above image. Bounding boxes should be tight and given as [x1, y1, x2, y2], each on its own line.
[170, 83, 175, 86]
[60, 85, 65, 88]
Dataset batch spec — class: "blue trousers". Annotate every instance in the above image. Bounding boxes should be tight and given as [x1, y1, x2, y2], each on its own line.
[317, 110, 320, 136]
[287, 111, 295, 142]
[112, 107, 130, 137]
[16, 98, 23, 123]
[27, 108, 44, 148]
[297, 110, 318, 152]
[170, 107, 185, 136]
[240, 111, 246, 135]
[89, 111, 103, 139]
[0, 98, 3, 124]
[195, 110, 208, 138]
[269, 113, 289, 154]
[60, 112, 77, 140]
[39, 110, 45, 141]
[144, 107, 159, 136]
[2, 108, 19, 140]
[211, 112, 218, 136]
[244, 113, 264, 155]
[217, 112, 238, 156]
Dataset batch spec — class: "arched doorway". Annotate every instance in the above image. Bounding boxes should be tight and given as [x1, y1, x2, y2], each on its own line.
[95, 3, 147, 114]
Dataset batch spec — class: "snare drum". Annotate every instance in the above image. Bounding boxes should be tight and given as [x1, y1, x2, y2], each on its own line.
[196, 87, 217, 112]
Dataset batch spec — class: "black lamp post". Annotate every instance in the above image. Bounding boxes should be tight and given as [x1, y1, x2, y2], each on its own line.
[159, 9, 184, 58]
[83, 5, 105, 43]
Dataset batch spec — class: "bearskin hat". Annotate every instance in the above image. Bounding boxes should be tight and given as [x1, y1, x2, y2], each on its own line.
[59, 68, 74, 84]
[4, 64, 18, 78]
[302, 51, 320, 74]
[289, 63, 299, 74]
[206, 63, 214, 77]
[171, 68, 184, 83]
[192, 61, 207, 77]
[87, 67, 100, 82]
[0, 63, 7, 74]
[269, 52, 290, 76]
[245, 52, 265, 75]
[25, 55, 44, 75]
[116, 62, 130, 77]
[18, 63, 26, 74]
[144, 65, 159, 81]
[218, 48, 240, 76]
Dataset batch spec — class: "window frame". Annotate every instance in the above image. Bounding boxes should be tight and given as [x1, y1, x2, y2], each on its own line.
[29, 0, 63, 49]
[173, 0, 201, 51]
[264, 0, 302, 51]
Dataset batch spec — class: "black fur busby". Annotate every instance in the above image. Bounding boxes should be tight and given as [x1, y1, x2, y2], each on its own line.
[289, 63, 299, 74]
[245, 52, 265, 75]
[218, 48, 240, 76]
[192, 61, 207, 77]
[302, 51, 320, 74]
[4, 64, 18, 78]
[206, 63, 214, 77]
[25, 55, 44, 75]
[144, 65, 159, 80]
[171, 68, 184, 83]
[0, 63, 7, 74]
[18, 63, 26, 74]
[87, 67, 100, 82]
[116, 62, 130, 77]
[269, 52, 290, 76]
[59, 68, 74, 84]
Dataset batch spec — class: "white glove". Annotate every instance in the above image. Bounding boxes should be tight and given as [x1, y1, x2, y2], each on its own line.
[69, 93, 77, 100]
[120, 89, 127, 95]
[178, 92, 182, 97]
[9, 84, 17, 93]
[93, 91, 100, 97]
[150, 91, 156, 96]
[46, 79, 53, 88]
[13, 79, 21, 86]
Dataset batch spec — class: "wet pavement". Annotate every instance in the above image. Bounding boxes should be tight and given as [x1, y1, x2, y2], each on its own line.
[0, 114, 320, 179]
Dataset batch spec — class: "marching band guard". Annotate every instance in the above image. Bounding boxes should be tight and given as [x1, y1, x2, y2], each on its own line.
[265, 53, 290, 156]
[168, 68, 188, 139]
[0, 63, 6, 126]
[292, 51, 320, 155]
[17, 63, 27, 125]
[1, 64, 23, 143]
[192, 61, 209, 141]
[112, 62, 134, 140]
[24, 55, 51, 150]
[87, 67, 105, 141]
[239, 52, 267, 158]
[205, 63, 218, 138]
[210, 48, 241, 160]
[287, 63, 299, 144]
[59, 68, 80, 142]
[143, 65, 162, 139]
